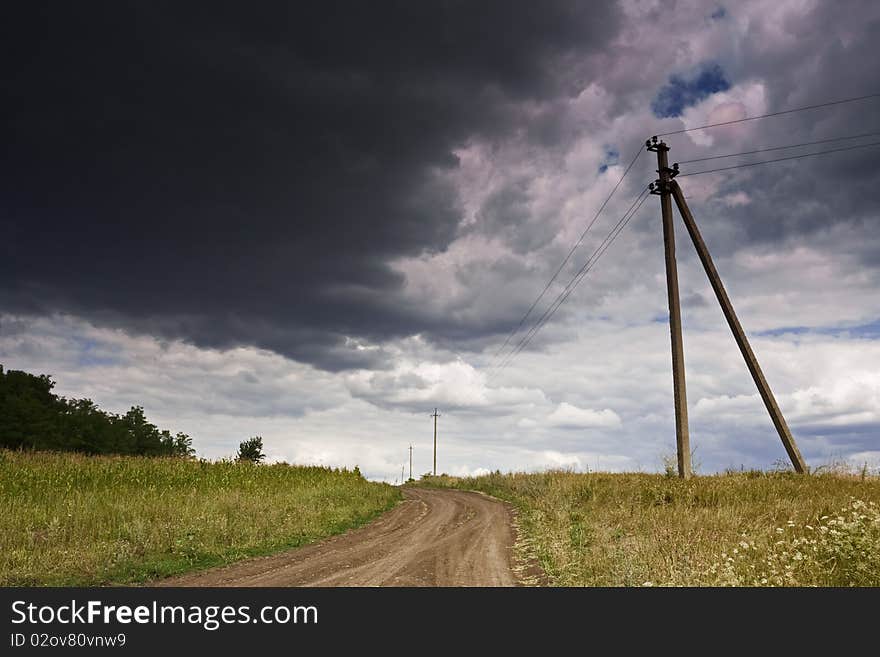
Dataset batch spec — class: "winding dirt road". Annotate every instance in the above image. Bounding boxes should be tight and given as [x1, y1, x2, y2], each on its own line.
[155, 488, 519, 587]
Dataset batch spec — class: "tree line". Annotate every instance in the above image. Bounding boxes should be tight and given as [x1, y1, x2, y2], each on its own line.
[0, 365, 194, 457]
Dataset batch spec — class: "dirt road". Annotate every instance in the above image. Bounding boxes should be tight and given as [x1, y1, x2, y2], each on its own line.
[155, 487, 519, 587]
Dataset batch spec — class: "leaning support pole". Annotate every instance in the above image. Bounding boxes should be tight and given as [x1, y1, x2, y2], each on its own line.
[648, 138, 691, 479]
[669, 180, 807, 474]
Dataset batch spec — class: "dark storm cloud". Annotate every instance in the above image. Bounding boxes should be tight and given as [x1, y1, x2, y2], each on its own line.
[626, 1, 880, 268]
[705, 144, 880, 256]
[471, 180, 558, 255]
[0, 1, 622, 370]
[670, 102, 880, 264]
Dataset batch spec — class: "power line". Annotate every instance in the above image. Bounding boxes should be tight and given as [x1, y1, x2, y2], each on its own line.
[658, 92, 880, 136]
[487, 91, 880, 375]
[677, 140, 880, 177]
[486, 144, 644, 371]
[495, 188, 651, 374]
[491, 187, 651, 376]
[677, 130, 880, 164]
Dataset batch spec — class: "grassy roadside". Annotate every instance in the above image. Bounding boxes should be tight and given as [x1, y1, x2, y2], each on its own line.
[0, 450, 400, 585]
[418, 469, 880, 586]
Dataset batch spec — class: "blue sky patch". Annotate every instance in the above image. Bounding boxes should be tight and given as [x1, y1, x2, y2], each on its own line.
[598, 146, 619, 173]
[74, 337, 120, 368]
[651, 63, 731, 118]
[758, 318, 880, 340]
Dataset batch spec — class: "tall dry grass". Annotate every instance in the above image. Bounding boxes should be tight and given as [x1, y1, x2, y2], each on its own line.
[421, 468, 880, 586]
[0, 450, 400, 585]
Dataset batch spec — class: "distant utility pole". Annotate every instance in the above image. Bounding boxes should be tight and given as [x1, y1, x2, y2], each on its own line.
[401, 465, 405, 486]
[430, 408, 441, 475]
[647, 136, 807, 475]
[408, 444, 413, 481]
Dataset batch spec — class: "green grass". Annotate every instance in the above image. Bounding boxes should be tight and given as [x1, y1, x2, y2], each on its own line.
[0, 450, 400, 586]
[418, 468, 880, 586]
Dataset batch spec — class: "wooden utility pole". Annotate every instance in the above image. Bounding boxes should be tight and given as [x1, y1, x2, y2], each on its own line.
[431, 408, 440, 475]
[408, 444, 413, 481]
[669, 180, 807, 473]
[647, 136, 691, 478]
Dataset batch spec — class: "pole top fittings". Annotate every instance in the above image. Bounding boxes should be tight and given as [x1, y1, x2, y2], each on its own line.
[646, 135, 668, 152]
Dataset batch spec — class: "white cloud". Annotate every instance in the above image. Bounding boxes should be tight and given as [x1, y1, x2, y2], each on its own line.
[720, 191, 751, 207]
[450, 465, 493, 478]
[535, 450, 583, 470]
[681, 81, 768, 147]
[547, 402, 623, 429]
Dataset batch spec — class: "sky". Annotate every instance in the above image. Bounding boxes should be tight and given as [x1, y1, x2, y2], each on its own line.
[2, 0, 880, 481]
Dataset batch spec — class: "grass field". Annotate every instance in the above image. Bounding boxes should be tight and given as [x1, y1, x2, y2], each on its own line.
[0, 450, 400, 586]
[419, 468, 880, 586]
